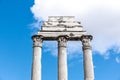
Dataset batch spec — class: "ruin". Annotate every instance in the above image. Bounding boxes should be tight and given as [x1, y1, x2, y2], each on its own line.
[31, 16, 94, 80]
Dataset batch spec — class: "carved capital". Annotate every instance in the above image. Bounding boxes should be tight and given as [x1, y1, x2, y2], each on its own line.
[80, 35, 92, 50]
[58, 36, 68, 47]
[32, 35, 43, 47]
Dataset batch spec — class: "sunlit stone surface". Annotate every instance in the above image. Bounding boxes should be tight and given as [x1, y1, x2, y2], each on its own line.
[42, 16, 83, 31]
[31, 16, 94, 80]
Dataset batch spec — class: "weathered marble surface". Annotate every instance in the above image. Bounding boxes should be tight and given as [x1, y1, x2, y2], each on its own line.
[31, 16, 94, 80]
[37, 31, 87, 40]
[42, 16, 83, 31]
[81, 35, 94, 80]
[58, 36, 68, 80]
[32, 36, 43, 80]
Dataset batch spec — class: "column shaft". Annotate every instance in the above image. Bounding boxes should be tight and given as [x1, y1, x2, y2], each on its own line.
[32, 36, 43, 80]
[58, 36, 68, 80]
[81, 35, 94, 80]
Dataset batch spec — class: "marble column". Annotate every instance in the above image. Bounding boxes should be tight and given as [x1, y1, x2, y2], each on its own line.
[32, 35, 43, 80]
[58, 36, 68, 80]
[81, 35, 94, 80]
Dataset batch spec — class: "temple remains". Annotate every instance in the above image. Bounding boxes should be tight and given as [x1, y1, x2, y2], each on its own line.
[31, 16, 94, 80]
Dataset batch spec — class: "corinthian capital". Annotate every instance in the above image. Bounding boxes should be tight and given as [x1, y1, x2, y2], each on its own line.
[58, 36, 68, 47]
[80, 35, 93, 50]
[32, 35, 43, 47]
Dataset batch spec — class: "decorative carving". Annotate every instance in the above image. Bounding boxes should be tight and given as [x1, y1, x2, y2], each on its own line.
[81, 35, 92, 50]
[69, 33, 74, 36]
[42, 16, 83, 32]
[32, 35, 43, 47]
[58, 36, 68, 47]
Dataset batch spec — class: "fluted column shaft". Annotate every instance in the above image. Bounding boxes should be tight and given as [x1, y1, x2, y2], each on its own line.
[81, 35, 94, 80]
[32, 35, 43, 80]
[58, 36, 68, 80]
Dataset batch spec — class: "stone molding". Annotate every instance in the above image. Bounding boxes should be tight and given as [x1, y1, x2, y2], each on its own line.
[80, 35, 93, 50]
[32, 35, 43, 47]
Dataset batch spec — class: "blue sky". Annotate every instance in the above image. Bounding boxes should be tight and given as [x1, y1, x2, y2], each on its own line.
[0, 0, 120, 80]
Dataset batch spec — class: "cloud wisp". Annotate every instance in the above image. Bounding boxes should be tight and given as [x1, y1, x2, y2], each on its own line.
[116, 57, 120, 63]
[30, 0, 120, 58]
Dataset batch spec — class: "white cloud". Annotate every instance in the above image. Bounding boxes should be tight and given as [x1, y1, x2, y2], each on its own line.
[31, 0, 120, 20]
[43, 41, 58, 56]
[84, 8, 120, 54]
[116, 57, 120, 63]
[67, 41, 82, 55]
[30, 0, 120, 57]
